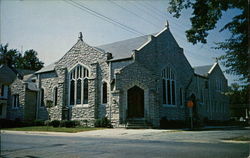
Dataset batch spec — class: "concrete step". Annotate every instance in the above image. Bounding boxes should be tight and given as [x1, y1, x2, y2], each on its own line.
[126, 119, 152, 129]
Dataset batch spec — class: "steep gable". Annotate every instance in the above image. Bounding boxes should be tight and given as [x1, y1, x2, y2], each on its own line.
[56, 35, 106, 70]
[0, 65, 16, 84]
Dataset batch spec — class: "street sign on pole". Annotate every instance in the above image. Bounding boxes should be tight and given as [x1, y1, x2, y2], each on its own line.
[187, 100, 194, 129]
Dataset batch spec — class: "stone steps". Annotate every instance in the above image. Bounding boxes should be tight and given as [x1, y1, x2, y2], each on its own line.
[126, 119, 152, 129]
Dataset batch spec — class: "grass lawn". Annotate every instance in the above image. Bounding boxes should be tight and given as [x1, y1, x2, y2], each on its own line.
[2, 126, 105, 133]
[223, 136, 250, 141]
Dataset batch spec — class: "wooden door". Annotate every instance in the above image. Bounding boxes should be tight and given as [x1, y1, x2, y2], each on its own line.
[127, 86, 144, 118]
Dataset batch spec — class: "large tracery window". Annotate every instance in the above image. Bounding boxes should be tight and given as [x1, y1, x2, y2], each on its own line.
[161, 67, 176, 106]
[69, 65, 89, 106]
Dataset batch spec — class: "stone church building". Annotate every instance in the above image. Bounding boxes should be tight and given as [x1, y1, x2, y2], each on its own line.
[3, 24, 229, 128]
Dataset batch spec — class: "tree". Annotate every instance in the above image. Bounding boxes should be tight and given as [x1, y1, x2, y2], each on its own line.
[226, 83, 249, 118]
[0, 44, 22, 68]
[168, 0, 249, 84]
[21, 49, 44, 71]
[0, 43, 44, 71]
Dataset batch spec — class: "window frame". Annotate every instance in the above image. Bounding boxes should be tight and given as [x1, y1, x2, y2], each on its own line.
[101, 81, 108, 104]
[161, 67, 176, 107]
[40, 88, 45, 107]
[12, 94, 20, 109]
[68, 64, 90, 107]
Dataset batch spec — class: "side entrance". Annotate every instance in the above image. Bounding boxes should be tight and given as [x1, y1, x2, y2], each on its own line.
[127, 86, 144, 118]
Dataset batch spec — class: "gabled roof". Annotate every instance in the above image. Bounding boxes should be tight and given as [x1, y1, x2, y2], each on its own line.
[35, 62, 56, 74]
[96, 34, 151, 60]
[0, 65, 16, 84]
[193, 63, 217, 77]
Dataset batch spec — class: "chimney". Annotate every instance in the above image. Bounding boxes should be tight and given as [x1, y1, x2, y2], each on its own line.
[106, 52, 113, 60]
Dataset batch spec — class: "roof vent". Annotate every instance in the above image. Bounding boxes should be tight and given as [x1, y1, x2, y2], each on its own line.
[78, 32, 83, 41]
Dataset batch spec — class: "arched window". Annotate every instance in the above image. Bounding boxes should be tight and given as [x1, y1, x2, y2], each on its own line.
[41, 88, 45, 107]
[102, 82, 107, 104]
[161, 67, 176, 105]
[69, 65, 89, 105]
[53, 87, 58, 106]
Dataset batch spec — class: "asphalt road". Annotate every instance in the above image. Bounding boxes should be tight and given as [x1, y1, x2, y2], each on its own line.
[1, 129, 249, 158]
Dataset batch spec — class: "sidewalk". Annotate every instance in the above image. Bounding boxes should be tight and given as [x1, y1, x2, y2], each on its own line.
[1, 128, 171, 138]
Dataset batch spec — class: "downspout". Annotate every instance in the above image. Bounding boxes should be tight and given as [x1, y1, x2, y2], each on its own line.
[108, 61, 112, 122]
[36, 73, 41, 120]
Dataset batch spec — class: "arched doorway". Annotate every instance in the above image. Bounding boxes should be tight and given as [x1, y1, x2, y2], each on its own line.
[127, 86, 144, 118]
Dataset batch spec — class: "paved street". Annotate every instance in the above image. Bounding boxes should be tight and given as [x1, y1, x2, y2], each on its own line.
[1, 128, 250, 158]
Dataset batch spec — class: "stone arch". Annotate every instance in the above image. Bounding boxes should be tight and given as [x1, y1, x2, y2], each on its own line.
[127, 85, 145, 118]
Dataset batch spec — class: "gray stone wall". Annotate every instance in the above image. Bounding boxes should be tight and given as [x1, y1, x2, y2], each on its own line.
[114, 61, 159, 127]
[132, 28, 194, 122]
[38, 71, 59, 120]
[7, 77, 25, 120]
[38, 39, 110, 126]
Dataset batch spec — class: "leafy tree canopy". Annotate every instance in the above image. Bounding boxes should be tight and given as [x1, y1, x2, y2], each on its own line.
[168, 0, 249, 84]
[226, 83, 249, 117]
[0, 43, 44, 71]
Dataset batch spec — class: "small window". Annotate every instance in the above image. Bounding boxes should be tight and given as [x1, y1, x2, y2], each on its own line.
[41, 89, 45, 107]
[205, 81, 208, 89]
[0, 84, 4, 96]
[12, 94, 19, 108]
[102, 82, 107, 104]
[54, 87, 58, 106]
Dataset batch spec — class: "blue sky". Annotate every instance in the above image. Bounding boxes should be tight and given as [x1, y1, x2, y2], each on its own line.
[0, 0, 241, 85]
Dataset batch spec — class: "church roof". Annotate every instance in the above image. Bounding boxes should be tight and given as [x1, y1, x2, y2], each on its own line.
[35, 62, 56, 74]
[96, 34, 151, 60]
[193, 63, 216, 77]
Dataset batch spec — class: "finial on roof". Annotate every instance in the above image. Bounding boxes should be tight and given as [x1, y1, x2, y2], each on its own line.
[165, 20, 169, 29]
[213, 57, 219, 63]
[78, 32, 83, 41]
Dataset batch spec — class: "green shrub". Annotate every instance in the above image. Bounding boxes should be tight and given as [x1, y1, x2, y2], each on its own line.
[160, 117, 187, 129]
[50, 120, 60, 127]
[94, 119, 101, 127]
[94, 117, 112, 128]
[0, 119, 16, 128]
[33, 120, 45, 126]
[60, 120, 80, 128]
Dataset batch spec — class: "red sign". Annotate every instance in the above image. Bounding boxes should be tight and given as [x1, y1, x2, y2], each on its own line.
[187, 100, 194, 108]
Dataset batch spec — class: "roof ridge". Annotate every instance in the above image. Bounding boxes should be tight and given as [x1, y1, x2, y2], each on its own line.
[96, 33, 155, 47]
